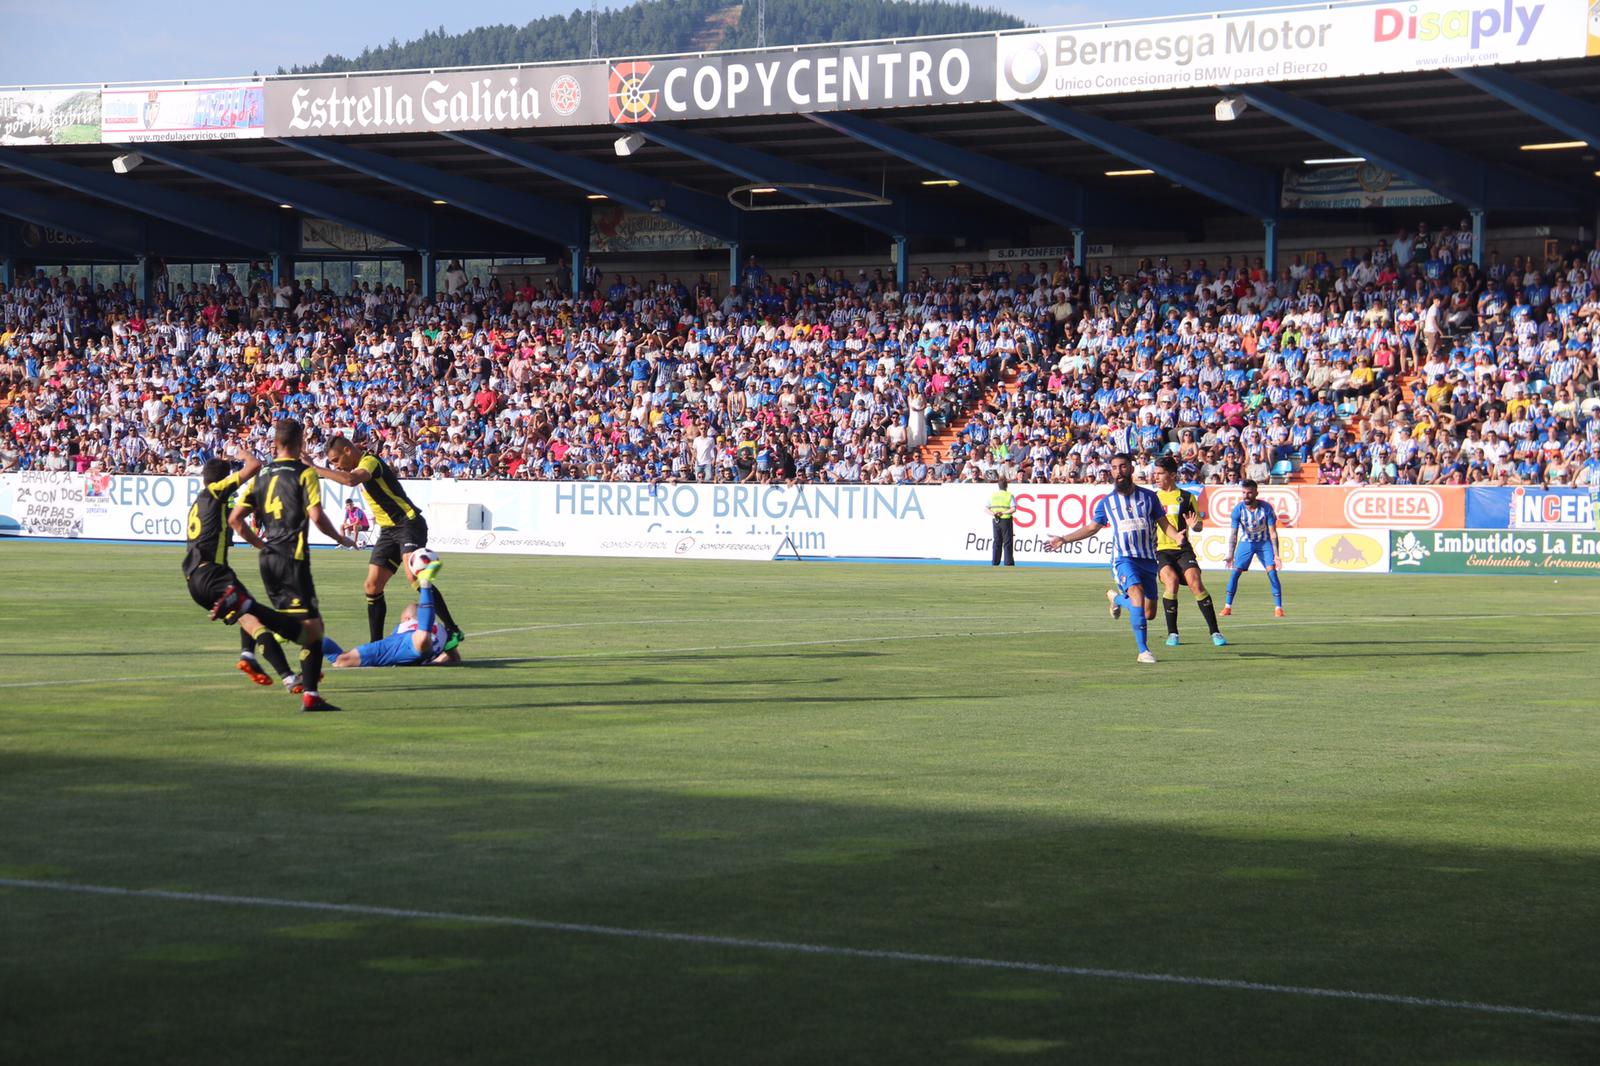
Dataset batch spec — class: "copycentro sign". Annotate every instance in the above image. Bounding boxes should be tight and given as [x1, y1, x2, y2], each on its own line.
[995, 0, 1583, 100]
[1391, 528, 1600, 576]
[606, 38, 994, 123]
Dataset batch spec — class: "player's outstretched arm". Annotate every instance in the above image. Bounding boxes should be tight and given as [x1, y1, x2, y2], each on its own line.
[230, 444, 262, 485]
[1048, 520, 1103, 550]
[308, 458, 373, 487]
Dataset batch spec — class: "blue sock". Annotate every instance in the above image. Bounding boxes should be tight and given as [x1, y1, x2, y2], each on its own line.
[416, 586, 437, 636]
[1225, 569, 1242, 604]
[322, 637, 343, 664]
[1129, 607, 1149, 654]
[1113, 592, 1132, 611]
[1267, 571, 1283, 607]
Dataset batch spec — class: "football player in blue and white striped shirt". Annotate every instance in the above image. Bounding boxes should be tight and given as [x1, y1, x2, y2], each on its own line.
[1223, 479, 1285, 617]
[1049, 453, 1180, 664]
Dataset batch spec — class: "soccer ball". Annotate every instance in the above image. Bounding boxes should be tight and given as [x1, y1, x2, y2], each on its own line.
[404, 547, 439, 583]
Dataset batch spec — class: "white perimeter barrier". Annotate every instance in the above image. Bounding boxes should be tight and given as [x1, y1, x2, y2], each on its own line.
[0, 473, 1390, 573]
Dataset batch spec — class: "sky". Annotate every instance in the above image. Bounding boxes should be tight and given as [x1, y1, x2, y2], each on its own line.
[0, 0, 1299, 87]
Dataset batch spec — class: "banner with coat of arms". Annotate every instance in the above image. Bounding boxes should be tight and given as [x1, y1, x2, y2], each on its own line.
[1280, 163, 1448, 210]
[101, 84, 264, 143]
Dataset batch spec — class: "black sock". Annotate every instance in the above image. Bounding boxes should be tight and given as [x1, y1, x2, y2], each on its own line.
[1162, 597, 1179, 636]
[250, 603, 306, 645]
[255, 632, 293, 679]
[367, 594, 387, 642]
[429, 586, 459, 633]
[298, 643, 323, 696]
[240, 629, 256, 656]
[1196, 595, 1220, 635]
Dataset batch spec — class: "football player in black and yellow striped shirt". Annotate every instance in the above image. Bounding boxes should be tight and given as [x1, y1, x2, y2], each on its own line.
[184, 442, 317, 692]
[1154, 455, 1226, 648]
[226, 419, 357, 712]
[315, 434, 462, 647]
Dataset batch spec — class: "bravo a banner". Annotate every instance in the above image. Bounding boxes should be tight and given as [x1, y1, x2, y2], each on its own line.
[101, 84, 264, 143]
[263, 65, 606, 136]
[996, 0, 1588, 101]
[606, 37, 995, 123]
[1390, 528, 1600, 575]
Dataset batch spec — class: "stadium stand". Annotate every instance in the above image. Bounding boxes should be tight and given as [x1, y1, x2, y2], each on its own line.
[2, 225, 1597, 488]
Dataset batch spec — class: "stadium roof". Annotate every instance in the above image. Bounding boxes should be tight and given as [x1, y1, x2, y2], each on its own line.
[1, 1, 1597, 269]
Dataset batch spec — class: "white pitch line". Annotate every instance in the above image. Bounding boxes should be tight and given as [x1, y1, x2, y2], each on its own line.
[470, 613, 995, 638]
[1, 877, 1594, 1025]
[2, 610, 1595, 692]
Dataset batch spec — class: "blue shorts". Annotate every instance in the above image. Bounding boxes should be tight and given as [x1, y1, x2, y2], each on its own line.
[1112, 558, 1161, 601]
[355, 630, 426, 668]
[1233, 541, 1277, 570]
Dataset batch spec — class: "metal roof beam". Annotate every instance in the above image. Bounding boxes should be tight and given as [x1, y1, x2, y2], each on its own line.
[0, 184, 256, 258]
[276, 137, 585, 247]
[808, 112, 1174, 231]
[1006, 101, 1279, 220]
[442, 130, 811, 247]
[1452, 68, 1600, 152]
[0, 147, 287, 251]
[1237, 85, 1580, 214]
[133, 143, 429, 249]
[630, 123, 985, 239]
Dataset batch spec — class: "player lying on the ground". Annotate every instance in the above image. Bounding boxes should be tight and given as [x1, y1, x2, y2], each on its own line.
[322, 552, 460, 668]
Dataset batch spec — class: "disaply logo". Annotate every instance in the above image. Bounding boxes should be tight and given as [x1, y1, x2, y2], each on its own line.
[1373, 1, 1545, 49]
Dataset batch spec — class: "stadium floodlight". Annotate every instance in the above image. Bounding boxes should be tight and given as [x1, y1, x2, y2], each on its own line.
[1105, 169, 1155, 177]
[1303, 156, 1365, 165]
[613, 134, 645, 157]
[1518, 140, 1586, 151]
[1214, 97, 1247, 122]
[111, 152, 144, 174]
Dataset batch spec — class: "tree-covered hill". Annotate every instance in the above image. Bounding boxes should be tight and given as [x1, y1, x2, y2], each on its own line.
[285, 0, 1026, 74]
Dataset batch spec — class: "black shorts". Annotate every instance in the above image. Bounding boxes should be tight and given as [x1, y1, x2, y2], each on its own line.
[1156, 548, 1201, 575]
[370, 517, 429, 573]
[258, 552, 319, 617]
[185, 563, 245, 612]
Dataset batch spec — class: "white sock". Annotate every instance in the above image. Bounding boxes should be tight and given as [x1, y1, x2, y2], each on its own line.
[240, 651, 257, 661]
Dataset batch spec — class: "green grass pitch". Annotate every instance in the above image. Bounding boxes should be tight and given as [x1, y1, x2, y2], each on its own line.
[2, 541, 1597, 1064]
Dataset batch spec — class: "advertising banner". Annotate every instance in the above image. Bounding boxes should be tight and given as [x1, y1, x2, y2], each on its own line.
[996, 0, 1587, 102]
[1, 474, 1385, 573]
[1390, 528, 1600, 576]
[607, 37, 995, 123]
[299, 218, 407, 253]
[1200, 484, 1465, 530]
[1281, 164, 1449, 210]
[264, 64, 606, 137]
[1464, 486, 1598, 531]
[0, 89, 100, 145]
[589, 205, 722, 254]
[101, 84, 264, 143]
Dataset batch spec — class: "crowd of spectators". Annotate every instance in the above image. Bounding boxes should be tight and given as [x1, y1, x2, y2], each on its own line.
[2, 219, 1598, 490]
